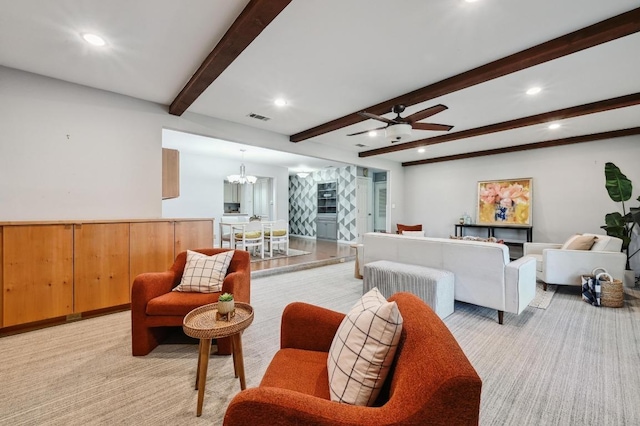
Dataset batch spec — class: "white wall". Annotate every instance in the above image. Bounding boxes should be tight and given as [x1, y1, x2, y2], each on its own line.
[0, 67, 161, 220]
[0, 66, 404, 226]
[403, 137, 640, 271]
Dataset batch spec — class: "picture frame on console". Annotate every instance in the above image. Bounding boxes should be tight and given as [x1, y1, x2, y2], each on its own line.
[477, 178, 532, 226]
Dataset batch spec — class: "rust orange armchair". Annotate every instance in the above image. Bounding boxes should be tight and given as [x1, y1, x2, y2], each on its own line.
[131, 248, 250, 356]
[224, 292, 481, 425]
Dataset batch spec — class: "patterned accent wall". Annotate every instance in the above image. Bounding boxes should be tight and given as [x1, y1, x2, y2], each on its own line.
[289, 165, 357, 242]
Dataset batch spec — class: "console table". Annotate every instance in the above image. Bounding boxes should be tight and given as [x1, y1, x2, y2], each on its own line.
[454, 224, 532, 259]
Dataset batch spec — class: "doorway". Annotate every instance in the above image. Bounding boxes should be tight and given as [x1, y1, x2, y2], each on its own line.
[373, 173, 387, 232]
[356, 177, 374, 241]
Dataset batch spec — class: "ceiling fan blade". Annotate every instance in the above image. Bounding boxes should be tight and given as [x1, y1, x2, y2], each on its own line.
[346, 126, 387, 136]
[412, 122, 454, 132]
[358, 111, 397, 125]
[405, 104, 448, 123]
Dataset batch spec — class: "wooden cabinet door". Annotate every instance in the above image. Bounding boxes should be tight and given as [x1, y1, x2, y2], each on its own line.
[162, 148, 180, 199]
[74, 223, 130, 312]
[2, 225, 73, 326]
[130, 221, 175, 285]
[174, 220, 214, 254]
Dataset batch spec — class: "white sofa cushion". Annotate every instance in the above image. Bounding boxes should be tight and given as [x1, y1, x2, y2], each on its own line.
[587, 233, 621, 252]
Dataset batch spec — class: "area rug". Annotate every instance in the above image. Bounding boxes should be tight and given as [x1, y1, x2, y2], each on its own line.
[249, 248, 311, 262]
[528, 282, 557, 309]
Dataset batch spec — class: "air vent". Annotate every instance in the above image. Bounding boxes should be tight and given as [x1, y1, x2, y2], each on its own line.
[247, 113, 271, 121]
[355, 143, 368, 147]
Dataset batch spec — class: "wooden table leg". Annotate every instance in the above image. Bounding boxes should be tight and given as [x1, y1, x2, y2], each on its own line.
[231, 333, 246, 390]
[196, 338, 212, 417]
[195, 340, 202, 390]
[230, 335, 238, 378]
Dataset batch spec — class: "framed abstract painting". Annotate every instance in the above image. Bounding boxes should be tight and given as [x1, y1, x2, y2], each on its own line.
[477, 178, 532, 226]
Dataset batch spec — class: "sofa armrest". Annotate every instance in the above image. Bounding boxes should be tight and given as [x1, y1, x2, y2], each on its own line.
[504, 256, 537, 314]
[131, 271, 177, 310]
[280, 302, 345, 352]
[523, 242, 562, 256]
[224, 387, 381, 426]
[542, 249, 627, 284]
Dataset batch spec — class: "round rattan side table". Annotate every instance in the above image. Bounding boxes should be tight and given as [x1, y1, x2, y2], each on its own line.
[183, 302, 254, 417]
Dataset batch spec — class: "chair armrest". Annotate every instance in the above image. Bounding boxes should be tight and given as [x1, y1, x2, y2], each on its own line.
[523, 242, 562, 256]
[504, 256, 537, 314]
[542, 249, 627, 284]
[221, 271, 251, 303]
[224, 387, 381, 426]
[131, 271, 177, 305]
[280, 302, 345, 352]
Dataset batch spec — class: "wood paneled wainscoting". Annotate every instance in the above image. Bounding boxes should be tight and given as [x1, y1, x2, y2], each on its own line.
[0, 218, 213, 335]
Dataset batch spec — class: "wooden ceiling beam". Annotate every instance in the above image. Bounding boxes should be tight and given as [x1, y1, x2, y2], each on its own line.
[358, 93, 640, 157]
[169, 0, 292, 116]
[289, 7, 640, 143]
[402, 127, 640, 167]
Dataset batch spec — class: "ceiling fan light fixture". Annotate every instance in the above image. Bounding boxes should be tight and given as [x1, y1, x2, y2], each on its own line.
[385, 123, 412, 142]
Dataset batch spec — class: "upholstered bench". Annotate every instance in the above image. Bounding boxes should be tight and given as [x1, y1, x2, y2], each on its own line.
[364, 260, 455, 319]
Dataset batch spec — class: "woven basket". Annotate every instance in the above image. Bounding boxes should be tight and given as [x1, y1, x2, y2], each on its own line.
[600, 279, 624, 308]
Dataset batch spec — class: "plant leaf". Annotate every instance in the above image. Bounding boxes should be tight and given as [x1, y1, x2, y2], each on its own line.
[604, 212, 624, 227]
[604, 162, 632, 202]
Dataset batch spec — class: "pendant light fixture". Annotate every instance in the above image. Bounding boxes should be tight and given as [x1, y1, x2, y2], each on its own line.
[227, 149, 257, 184]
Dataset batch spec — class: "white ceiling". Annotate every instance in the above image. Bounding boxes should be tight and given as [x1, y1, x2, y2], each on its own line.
[0, 0, 638, 167]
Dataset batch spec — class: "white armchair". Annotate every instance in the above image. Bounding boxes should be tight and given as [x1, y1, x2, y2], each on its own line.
[523, 233, 626, 290]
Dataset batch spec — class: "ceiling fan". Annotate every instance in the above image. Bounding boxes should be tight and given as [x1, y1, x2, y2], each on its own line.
[347, 104, 453, 142]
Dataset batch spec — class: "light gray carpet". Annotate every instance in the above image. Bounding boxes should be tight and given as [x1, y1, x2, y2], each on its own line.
[0, 261, 638, 426]
[529, 282, 557, 309]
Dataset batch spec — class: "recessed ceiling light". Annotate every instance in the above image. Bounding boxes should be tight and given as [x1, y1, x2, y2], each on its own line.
[548, 123, 561, 130]
[526, 87, 542, 95]
[81, 33, 106, 47]
[368, 131, 378, 137]
[418, 148, 426, 153]
[274, 98, 288, 107]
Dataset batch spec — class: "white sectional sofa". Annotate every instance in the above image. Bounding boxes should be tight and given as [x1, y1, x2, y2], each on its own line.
[362, 232, 537, 324]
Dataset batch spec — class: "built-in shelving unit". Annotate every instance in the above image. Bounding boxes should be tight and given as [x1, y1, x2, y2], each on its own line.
[317, 181, 337, 240]
[317, 181, 337, 214]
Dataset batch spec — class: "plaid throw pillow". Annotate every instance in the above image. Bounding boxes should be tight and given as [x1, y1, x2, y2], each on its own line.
[173, 250, 234, 293]
[327, 287, 403, 406]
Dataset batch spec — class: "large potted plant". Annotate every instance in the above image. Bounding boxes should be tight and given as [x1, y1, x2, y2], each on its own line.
[601, 162, 640, 286]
